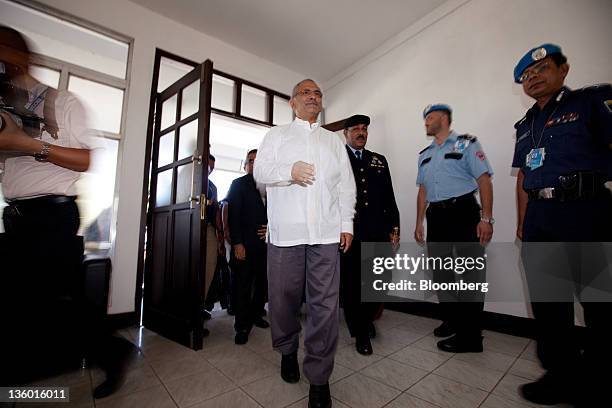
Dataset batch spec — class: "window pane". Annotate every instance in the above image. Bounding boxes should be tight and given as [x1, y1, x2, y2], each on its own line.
[158, 57, 194, 92]
[77, 138, 118, 243]
[1, 0, 129, 79]
[68, 76, 123, 133]
[241, 85, 266, 121]
[30, 65, 60, 88]
[175, 163, 193, 204]
[212, 74, 234, 112]
[273, 96, 293, 125]
[209, 169, 241, 202]
[156, 169, 173, 207]
[178, 120, 198, 161]
[181, 80, 199, 120]
[158, 132, 175, 167]
[160, 94, 177, 131]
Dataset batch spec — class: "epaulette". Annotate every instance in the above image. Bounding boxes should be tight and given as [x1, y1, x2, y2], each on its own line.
[419, 145, 432, 155]
[574, 83, 612, 96]
[457, 134, 477, 142]
[514, 115, 527, 129]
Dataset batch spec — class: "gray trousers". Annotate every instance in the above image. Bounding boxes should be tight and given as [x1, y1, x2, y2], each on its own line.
[268, 243, 340, 385]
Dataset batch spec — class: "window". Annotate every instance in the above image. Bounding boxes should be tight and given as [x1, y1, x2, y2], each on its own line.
[0, 0, 132, 251]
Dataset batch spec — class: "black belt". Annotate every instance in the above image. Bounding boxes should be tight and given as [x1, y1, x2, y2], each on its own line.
[527, 172, 607, 201]
[7, 195, 76, 210]
[429, 191, 476, 209]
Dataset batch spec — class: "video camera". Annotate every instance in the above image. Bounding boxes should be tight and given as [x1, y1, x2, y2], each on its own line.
[0, 64, 45, 137]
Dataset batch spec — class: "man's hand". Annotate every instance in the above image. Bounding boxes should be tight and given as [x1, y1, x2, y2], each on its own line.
[516, 223, 523, 241]
[233, 244, 246, 261]
[257, 224, 267, 241]
[339, 232, 353, 253]
[477, 221, 493, 245]
[389, 232, 400, 251]
[0, 112, 31, 152]
[291, 161, 315, 185]
[414, 224, 425, 245]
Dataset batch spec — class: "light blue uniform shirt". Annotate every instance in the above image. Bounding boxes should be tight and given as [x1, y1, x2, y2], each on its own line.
[416, 131, 493, 203]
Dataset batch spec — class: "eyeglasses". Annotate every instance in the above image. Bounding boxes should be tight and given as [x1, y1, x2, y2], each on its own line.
[294, 89, 323, 98]
[519, 62, 551, 83]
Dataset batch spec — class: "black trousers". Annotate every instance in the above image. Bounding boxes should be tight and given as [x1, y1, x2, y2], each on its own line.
[340, 239, 381, 338]
[1, 198, 86, 384]
[426, 195, 485, 339]
[522, 191, 612, 394]
[231, 248, 268, 332]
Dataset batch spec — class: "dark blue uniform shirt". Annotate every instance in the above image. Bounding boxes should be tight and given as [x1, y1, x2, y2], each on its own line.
[512, 85, 612, 190]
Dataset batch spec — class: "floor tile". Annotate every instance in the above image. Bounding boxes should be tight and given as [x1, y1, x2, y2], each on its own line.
[480, 394, 533, 408]
[286, 397, 350, 408]
[91, 365, 161, 402]
[188, 389, 260, 408]
[332, 373, 401, 408]
[509, 358, 545, 381]
[164, 368, 236, 407]
[483, 330, 530, 357]
[150, 354, 215, 383]
[433, 357, 505, 391]
[384, 392, 442, 408]
[519, 340, 539, 362]
[334, 344, 384, 371]
[208, 350, 278, 386]
[360, 357, 428, 391]
[242, 374, 309, 408]
[95, 385, 175, 408]
[370, 327, 425, 356]
[453, 348, 517, 372]
[407, 373, 488, 408]
[492, 374, 552, 407]
[388, 345, 451, 371]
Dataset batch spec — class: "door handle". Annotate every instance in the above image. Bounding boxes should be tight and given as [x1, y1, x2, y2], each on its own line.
[189, 152, 202, 209]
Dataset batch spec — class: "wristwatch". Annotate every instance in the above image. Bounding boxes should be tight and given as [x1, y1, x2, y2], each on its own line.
[480, 211, 495, 225]
[34, 142, 51, 162]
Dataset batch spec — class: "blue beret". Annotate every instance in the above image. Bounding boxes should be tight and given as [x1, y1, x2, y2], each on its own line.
[514, 43, 563, 83]
[423, 104, 452, 119]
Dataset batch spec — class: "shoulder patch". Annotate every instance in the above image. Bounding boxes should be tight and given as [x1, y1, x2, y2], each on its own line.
[419, 145, 432, 155]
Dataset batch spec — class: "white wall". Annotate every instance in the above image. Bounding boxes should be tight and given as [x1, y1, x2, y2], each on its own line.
[36, 0, 305, 314]
[323, 0, 612, 317]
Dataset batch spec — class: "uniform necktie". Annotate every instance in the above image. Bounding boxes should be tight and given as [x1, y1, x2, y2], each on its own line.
[355, 150, 362, 160]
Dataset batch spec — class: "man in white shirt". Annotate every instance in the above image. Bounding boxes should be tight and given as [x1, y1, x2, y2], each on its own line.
[254, 79, 356, 408]
[0, 25, 136, 399]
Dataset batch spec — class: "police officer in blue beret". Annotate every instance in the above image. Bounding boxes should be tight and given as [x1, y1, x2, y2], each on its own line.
[512, 44, 612, 406]
[415, 104, 494, 353]
[341, 114, 400, 356]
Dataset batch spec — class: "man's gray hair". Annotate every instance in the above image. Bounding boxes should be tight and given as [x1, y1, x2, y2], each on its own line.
[291, 78, 318, 97]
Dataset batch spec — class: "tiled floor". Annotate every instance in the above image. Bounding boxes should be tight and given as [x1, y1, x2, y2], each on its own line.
[18, 308, 573, 408]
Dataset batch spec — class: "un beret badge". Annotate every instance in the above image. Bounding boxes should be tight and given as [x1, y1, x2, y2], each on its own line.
[531, 47, 547, 61]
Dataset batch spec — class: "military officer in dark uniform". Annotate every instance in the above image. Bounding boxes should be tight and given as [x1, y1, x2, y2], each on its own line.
[415, 104, 494, 353]
[341, 114, 400, 355]
[512, 43, 612, 407]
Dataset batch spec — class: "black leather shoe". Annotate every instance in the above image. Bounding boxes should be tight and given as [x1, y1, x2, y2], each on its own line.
[433, 321, 455, 337]
[368, 322, 376, 339]
[520, 373, 574, 405]
[281, 351, 300, 383]
[308, 383, 331, 408]
[93, 340, 140, 399]
[437, 335, 483, 353]
[235, 330, 249, 345]
[355, 335, 373, 355]
[253, 317, 270, 329]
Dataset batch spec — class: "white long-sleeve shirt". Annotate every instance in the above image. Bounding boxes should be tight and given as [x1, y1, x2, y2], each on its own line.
[254, 118, 356, 247]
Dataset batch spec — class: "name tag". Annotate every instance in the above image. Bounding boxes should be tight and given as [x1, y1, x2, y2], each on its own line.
[526, 148, 545, 170]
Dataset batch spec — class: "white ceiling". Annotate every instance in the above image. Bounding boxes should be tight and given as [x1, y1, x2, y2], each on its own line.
[129, 0, 447, 81]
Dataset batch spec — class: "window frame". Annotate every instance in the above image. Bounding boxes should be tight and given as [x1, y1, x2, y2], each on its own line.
[4, 0, 134, 251]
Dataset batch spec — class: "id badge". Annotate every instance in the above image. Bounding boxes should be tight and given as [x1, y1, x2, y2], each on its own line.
[525, 148, 545, 170]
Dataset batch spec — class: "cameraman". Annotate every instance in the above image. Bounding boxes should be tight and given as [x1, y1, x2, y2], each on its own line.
[0, 26, 135, 398]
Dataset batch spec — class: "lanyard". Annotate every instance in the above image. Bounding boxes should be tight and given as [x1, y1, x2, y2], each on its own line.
[25, 86, 49, 113]
[529, 90, 564, 149]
